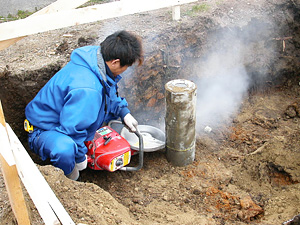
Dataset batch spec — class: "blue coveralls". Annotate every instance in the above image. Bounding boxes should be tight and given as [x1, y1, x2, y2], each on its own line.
[25, 46, 130, 176]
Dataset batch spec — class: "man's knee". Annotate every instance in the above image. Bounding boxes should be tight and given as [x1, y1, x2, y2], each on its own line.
[49, 137, 77, 159]
[39, 131, 78, 174]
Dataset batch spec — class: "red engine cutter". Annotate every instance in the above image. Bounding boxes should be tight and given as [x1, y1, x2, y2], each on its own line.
[85, 120, 144, 172]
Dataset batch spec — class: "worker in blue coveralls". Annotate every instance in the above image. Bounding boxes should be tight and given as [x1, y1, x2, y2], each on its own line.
[24, 30, 143, 180]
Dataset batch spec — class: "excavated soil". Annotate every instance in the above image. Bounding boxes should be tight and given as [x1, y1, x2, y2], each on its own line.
[1, 0, 300, 224]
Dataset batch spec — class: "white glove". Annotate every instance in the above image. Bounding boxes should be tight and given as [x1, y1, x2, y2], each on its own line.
[124, 113, 138, 132]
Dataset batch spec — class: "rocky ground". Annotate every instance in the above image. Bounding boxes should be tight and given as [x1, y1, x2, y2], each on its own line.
[1, 0, 300, 224]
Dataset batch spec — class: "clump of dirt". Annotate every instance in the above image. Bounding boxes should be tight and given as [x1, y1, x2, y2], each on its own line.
[1, 0, 300, 224]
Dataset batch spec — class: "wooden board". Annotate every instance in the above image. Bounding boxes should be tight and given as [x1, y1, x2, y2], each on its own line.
[0, 101, 30, 225]
[0, 0, 90, 50]
[32, 0, 90, 16]
[0, 124, 15, 166]
[6, 124, 75, 225]
[0, 0, 197, 42]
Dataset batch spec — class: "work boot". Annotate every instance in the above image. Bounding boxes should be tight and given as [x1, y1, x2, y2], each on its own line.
[66, 166, 80, 181]
[76, 155, 87, 171]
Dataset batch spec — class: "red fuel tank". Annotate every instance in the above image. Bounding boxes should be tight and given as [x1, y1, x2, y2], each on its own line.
[85, 126, 132, 171]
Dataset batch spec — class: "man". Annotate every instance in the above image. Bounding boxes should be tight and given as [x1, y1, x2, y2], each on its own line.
[25, 30, 143, 180]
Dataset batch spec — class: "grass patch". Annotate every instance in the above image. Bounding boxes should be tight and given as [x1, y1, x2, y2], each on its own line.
[185, 3, 211, 17]
[216, 0, 224, 5]
[79, 0, 108, 8]
[15, 10, 34, 19]
[1, 10, 35, 22]
[191, 4, 210, 13]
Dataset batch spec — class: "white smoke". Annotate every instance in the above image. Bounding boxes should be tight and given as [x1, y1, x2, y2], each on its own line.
[194, 39, 250, 133]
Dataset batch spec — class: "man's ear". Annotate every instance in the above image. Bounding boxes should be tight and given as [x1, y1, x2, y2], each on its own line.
[111, 59, 120, 66]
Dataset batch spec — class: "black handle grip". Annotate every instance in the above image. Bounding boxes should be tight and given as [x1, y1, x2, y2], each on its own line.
[104, 136, 112, 145]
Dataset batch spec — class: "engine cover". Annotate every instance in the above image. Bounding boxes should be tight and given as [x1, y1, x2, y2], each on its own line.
[85, 126, 132, 171]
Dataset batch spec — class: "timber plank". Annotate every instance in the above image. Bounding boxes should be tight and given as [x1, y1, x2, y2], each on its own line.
[0, 101, 30, 225]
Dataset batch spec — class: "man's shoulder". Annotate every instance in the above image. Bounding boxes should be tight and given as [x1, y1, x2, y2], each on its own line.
[73, 45, 99, 53]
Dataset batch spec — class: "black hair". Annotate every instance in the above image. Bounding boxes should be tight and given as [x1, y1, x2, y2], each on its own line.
[100, 30, 143, 67]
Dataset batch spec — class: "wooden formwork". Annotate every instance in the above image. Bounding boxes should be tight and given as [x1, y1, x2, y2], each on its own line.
[0, 0, 197, 50]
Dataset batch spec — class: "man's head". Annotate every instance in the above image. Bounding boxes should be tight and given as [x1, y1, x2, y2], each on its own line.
[101, 30, 143, 76]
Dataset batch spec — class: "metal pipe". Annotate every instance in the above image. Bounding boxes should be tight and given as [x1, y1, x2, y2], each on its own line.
[165, 79, 197, 166]
[119, 129, 144, 171]
[108, 120, 144, 171]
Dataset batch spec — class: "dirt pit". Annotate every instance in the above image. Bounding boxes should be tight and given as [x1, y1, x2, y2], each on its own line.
[1, 0, 300, 224]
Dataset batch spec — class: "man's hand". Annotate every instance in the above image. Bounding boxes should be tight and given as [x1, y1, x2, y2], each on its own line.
[124, 113, 138, 132]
